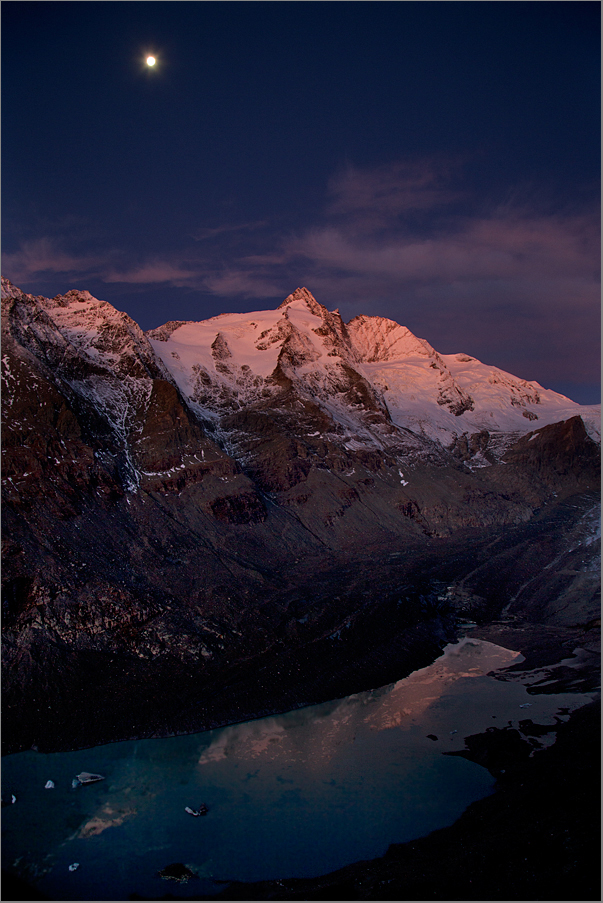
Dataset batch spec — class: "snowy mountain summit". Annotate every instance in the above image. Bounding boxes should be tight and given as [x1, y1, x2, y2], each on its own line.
[146, 285, 600, 460]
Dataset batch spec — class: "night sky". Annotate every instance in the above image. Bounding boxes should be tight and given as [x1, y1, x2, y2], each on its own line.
[2, 1, 600, 403]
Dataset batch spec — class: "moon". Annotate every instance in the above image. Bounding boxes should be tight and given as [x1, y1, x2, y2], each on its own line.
[146, 56, 156, 67]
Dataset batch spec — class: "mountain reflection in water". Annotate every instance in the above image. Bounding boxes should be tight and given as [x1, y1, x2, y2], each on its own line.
[198, 638, 523, 768]
[2, 639, 594, 902]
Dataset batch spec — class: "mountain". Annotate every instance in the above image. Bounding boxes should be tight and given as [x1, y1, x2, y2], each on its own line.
[148, 284, 599, 454]
[1, 277, 600, 753]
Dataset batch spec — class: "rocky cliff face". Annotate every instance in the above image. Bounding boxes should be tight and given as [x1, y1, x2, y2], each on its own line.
[1, 277, 600, 753]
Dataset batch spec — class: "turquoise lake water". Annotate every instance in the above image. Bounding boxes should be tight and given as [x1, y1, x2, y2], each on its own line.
[2, 637, 594, 900]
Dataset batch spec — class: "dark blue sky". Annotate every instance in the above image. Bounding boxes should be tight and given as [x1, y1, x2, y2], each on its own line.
[2, 1, 600, 402]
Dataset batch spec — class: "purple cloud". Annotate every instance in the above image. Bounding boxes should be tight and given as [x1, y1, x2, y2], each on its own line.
[202, 269, 285, 299]
[325, 159, 462, 228]
[104, 262, 200, 287]
[191, 220, 269, 241]
[1, 237, 105, 283]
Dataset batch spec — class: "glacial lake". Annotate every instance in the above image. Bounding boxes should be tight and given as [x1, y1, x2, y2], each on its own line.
[2, 637, 595, 901]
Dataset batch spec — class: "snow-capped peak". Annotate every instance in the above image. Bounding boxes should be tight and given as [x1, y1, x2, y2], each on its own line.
[146, 287, 600, 454]
[347, 314, 435, 363]
[278, 286, 326, 317]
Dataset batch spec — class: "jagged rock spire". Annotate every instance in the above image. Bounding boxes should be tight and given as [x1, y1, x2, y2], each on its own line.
[1, 276, 23, 300]
[278, 287, 325, 317]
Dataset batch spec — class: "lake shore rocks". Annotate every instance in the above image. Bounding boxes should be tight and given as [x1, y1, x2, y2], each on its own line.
[157, 863, 199, 884]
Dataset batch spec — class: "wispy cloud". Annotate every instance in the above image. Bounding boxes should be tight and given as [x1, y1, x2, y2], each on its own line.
[2, 238, 204, 292]
[191, 220, 268, 241]
[284, 212, 598, 286]
[104, 262, 200, 287]
[325, 159, 462, 229]
[202, 269, 285, 298]
[2, 237, 105, 283]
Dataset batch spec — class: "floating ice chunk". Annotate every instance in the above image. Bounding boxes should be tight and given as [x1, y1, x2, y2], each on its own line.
[76, 772, 105, 784]
[185, 803, 208, 816]
[519, 703, 532, 708]
[68, 863, 80, 872]
[44, 780, 55, 789]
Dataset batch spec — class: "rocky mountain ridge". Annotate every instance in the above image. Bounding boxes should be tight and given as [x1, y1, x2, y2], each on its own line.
[1, 277, 600, 754]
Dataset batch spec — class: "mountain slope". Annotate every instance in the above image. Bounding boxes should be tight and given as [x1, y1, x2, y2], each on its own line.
[1, 277, 600, 753]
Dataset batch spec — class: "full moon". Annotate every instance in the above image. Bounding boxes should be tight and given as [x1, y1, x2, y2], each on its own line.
[146, 56, 156, 66]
